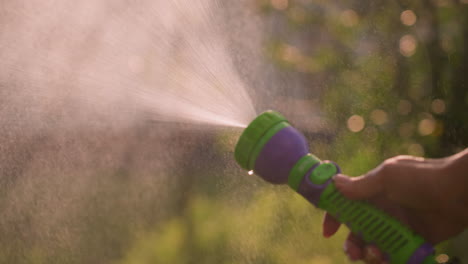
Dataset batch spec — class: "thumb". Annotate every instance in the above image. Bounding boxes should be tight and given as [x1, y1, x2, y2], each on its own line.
[333, 172, 384, 200]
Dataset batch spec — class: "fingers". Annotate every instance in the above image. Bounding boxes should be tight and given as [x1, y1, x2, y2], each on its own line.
[344, 233, 387, 264]
[333, 172, 384, 200]
[322, 213, 386, 263]
[344, 233, 363, 261]
[322, 212, 341, 238]
[363, 245, 386, 264]
[333, 155, 446, 207]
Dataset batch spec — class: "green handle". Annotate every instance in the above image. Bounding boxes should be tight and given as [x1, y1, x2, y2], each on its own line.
[318, 183, 436, 264]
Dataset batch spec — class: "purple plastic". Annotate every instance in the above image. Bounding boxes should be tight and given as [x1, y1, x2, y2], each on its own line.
[406, 243, 434, 264]
[254, 126, 309, 184]
[254, 125, 341, 207]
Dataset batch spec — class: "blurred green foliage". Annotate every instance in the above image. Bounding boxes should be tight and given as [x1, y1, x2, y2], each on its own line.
[265, 0, 468, 161]
[2, 1, 467, 264]
[120, 189, 352, 264]
[122, 1, 468, 264]
[119, 1, 467, 263]
[120, 1, 467, 263]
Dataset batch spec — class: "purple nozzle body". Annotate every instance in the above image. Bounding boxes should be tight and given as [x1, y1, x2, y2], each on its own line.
[234, 111, 326, 202]
[250, 119, 331, 207]
[234, 110, 314, 184]
[254, 126, 309, 184]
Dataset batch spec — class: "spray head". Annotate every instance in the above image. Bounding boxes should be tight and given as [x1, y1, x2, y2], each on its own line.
[235, 110, 320, 185]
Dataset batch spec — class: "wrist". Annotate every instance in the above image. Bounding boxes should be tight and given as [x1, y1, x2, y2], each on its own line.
[445, 148, 468, 184]
[443, 149, 468, 225]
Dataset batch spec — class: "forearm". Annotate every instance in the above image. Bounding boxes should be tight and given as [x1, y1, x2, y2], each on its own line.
[444, 148, 468, 225]
[446, 148, 468, 186]
[448, 148, 468, 168]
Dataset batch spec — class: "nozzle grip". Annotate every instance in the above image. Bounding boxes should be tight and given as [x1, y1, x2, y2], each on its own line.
[234, 110, 437, 263]
[318, 183, 436, 264]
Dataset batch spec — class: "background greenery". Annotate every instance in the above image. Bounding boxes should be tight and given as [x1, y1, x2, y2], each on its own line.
[120, 1, 468, 263]
[1, 0, 467, 263]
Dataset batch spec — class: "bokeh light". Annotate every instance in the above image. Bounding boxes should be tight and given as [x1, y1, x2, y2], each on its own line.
[2, 1, 468, 263]
[288, 7, 306, 24]
[370, 109, 388, 125]
[435, 0, 450, 6]
[418, 118, 436, 136]
[441, 34, 453, 53]
[397, 100, 412, 115]
[408, 143, 424, 156]
[271, 0, 288, 11]
[431, 99, 446, 114]
[281, 44, 302, 64]
[347, 115, 365, 132]
[399, 35, 417, 57]
[436, 254, 450, 263]
[400, 10, 417, 26]
[340, 10, 359, 27]
[399, 122, 415, 138]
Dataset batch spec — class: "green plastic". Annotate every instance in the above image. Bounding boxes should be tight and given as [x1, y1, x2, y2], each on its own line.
[314, 160, 437, 264]
[235, 110, 436, 264]
[288, 154, 321, 190]
[318, 183, 434, 263]
[247, 122, 289, 170]
[309, 162, 337, 185]
[234, 111, 288, 170]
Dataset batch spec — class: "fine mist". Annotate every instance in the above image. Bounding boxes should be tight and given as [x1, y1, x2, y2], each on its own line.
[0, 0, 326, 263]
[0, 0, 257, 129]
[0, 0, 289, 263]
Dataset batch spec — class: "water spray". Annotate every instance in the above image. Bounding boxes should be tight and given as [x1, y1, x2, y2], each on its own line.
[234, 110, 436, 264]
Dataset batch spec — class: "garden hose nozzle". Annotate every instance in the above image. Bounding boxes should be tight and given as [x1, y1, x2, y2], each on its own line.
[234, 110, 436, 264]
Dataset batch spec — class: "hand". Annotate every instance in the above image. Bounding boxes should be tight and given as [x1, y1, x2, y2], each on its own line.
[322, 152, 468, 263]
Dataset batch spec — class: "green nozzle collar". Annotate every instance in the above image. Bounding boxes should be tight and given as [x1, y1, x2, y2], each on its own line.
[235, 111, 288, 170]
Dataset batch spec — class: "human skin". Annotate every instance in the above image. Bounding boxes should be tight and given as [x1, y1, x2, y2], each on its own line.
[322, 149, 468, 263]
